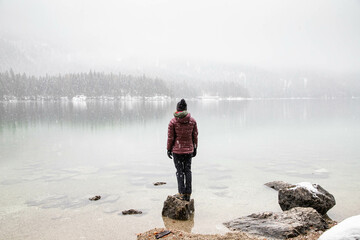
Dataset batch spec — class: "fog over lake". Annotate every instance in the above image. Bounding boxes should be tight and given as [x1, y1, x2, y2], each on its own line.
[1, 0, 360, 239]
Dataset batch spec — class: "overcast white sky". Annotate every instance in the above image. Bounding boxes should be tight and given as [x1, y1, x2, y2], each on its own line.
[0, 0, 359, 73]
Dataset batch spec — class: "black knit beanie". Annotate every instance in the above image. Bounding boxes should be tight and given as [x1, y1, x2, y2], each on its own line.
[177, 99, 187, 111]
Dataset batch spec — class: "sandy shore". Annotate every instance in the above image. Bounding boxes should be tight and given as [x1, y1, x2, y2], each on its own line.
[137, 228, 255, 240]
[137, 222, 337, 240]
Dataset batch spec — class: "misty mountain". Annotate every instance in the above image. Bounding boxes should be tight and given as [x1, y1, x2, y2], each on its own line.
[142, 60, 360, 98]
[0, 38, 34, 73]
[0, 38, 359, 99]
[0, 38, 91, 75]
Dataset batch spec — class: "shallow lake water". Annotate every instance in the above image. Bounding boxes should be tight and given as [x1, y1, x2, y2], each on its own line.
[0, 99, 360, 239]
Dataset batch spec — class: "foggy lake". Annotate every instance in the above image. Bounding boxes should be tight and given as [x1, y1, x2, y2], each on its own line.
[1, 99, 359, 239]
[1, 0, 360, 238]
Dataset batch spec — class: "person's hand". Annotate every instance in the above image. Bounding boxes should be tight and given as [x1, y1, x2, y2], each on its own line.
[167, 150, 173, 159]
[192, 148, 197, 158]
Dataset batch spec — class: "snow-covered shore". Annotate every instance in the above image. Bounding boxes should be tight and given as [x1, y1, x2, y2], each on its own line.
[2, 95, 360, 102]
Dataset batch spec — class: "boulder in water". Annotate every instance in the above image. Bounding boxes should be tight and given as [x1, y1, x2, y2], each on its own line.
[122, 209, 142, 215]
[89, 195, 101, 201]
[224, 207, 328, 239]
[278, 182, 336, 215]
[265, 181, 295, 191]
[162, 195, 194, 220]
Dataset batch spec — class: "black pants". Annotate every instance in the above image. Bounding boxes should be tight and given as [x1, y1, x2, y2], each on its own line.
[173, 153, 192, 194]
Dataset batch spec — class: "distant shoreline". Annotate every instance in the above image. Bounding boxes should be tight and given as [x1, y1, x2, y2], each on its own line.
[1, 95, 359, 102]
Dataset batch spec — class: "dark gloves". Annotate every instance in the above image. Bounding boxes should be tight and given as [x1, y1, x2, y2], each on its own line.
[167, 150, 173, 159]
[192, 148, 197, 158]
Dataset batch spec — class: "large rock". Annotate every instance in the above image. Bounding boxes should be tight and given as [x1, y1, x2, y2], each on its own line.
[278, 182, 336, 215]
[265, 181, 295, 191]
[162, 195, 194, 220]
[319, 215, 360, 240]
[224, 207, 328, 239]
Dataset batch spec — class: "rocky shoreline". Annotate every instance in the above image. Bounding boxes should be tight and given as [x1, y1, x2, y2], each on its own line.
[137, 181, 341, 240]
[136, 224, 337, 240]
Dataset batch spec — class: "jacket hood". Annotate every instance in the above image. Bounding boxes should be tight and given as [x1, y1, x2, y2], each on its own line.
[174, 111, 191, 123]
[174, 110, 188, 118]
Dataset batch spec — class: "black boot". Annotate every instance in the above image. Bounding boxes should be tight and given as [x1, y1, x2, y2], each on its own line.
[174, 193, 185, 200]
[184, 194, 191, 201]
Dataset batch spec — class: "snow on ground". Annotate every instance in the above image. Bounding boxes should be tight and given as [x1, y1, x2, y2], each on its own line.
[319, 215, 360, 240]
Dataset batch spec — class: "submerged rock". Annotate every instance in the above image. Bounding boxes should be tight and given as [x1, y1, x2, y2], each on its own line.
[122, 209, 143, 215]
[154, 182, 167, 186]
[278, 182, 336, 215]
[162, 195, 194, 220]
[89, 195, 101, 201]
[224, 207, 328, 239]
[265, 181, 294, 191]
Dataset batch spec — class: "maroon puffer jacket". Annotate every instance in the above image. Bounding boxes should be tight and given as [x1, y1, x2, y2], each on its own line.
[167, 112, 198, 154]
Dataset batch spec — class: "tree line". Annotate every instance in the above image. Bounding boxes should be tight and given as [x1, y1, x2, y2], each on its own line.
[0, 70, 171, 99]
[0, 69, 249, 100]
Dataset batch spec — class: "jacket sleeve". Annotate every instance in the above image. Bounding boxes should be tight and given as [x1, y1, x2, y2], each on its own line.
[167, 120, 175, 151]
[192, 120, 198, 148]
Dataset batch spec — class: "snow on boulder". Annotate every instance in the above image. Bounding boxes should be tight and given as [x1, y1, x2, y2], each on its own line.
[319, 215, 360, 240]
[278, 182, 336, 215]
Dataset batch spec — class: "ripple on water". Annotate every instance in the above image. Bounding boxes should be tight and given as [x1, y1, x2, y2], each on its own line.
[213, 190, 233, 198]
[208, 184, 229, 190]
[26, 194, 120, 209]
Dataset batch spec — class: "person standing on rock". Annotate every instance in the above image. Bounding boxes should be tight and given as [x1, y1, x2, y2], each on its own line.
[167, 99, 198, 201]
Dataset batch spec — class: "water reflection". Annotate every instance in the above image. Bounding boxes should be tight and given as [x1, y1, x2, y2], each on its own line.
[1, 99, 358, 131]
[162, 216, 194, 233]
[0, 100, 173, 129]
[256, 161, 330, 179]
